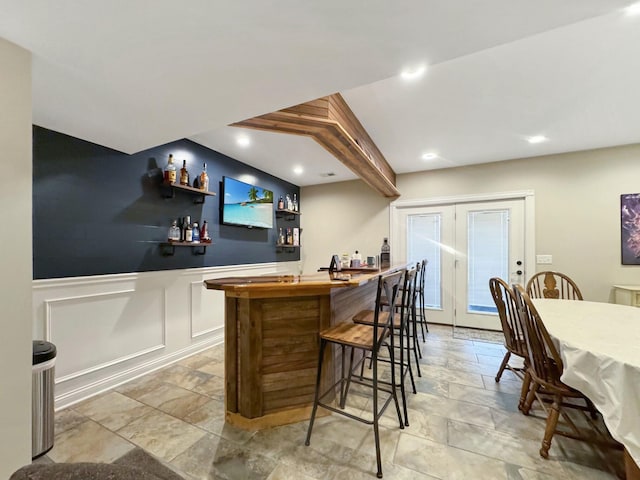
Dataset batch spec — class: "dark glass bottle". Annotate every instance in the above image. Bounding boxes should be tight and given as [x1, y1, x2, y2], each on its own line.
[380, 237, 390, 269]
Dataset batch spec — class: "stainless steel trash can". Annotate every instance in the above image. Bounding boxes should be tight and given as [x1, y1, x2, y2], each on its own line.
[32, 340, 56, 459]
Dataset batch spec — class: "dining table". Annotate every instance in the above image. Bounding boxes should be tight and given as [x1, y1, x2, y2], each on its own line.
[533, 299, 640, 479]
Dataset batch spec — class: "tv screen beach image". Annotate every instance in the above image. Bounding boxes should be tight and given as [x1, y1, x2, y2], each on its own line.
[222, 177, 273, 228]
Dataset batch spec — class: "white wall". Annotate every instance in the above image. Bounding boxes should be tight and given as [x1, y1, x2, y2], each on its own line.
[0, 38, 32, 477]
[301, 143, 640, 302]
[32, 262, 298, 409]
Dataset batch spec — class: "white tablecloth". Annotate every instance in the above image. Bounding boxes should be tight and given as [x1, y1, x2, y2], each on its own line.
[533, 299, 640, 465]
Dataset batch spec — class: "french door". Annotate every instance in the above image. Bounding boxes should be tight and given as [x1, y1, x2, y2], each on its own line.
[393, 198, 527, 330]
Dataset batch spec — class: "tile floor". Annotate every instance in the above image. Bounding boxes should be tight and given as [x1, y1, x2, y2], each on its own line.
[39, 325, 622, 479]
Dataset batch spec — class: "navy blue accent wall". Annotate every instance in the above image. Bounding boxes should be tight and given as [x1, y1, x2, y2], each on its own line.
[33, 126, 300, 279]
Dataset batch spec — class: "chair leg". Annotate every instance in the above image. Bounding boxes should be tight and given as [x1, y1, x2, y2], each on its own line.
[393, 336, 409, 427]
[522, 381, 538, 416]
[420, 289, 428, 335]
[387, 329, 405, 430]
[495, 351, 511, 383]
[519, 370, 532, 412]
[412, 304, 423, 360]
[585, 397, 598, 420]
[341, 346, 356, 409]
[540, 394, 562, 459]
[403, 321, 417, 395]
[371, 349, 384, 478]
[305, 339, 327, 446]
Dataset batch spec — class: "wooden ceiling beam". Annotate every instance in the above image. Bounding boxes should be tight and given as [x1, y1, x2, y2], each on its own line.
[232, 93, 400, 198]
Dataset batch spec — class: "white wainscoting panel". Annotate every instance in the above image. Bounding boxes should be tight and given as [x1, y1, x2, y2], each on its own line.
[190, 281, 224, 339]
[32, 261, 298, 409]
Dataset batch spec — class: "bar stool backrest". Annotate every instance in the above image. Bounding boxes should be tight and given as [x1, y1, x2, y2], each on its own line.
[399, 266, 418, 318]
[375, 269, 404, 348]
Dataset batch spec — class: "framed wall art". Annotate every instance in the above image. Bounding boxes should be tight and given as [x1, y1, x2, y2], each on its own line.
[621, 193, 640, 265]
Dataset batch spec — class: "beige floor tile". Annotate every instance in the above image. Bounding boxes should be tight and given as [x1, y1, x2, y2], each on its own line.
[448, 382, 521, 413]
[159, 364, 214, 390]
[481, 374, 523, 395]
[407, 392, 495, 429]
[395, 431, 512, 480]
[74, 391, 153, 431]
[48, 419, 134, 463]
[196, 361, 225, 377]
[117, 409, 206, 462]
[267, 463, 324, 480]
[416, 363, 485, 389]
[184, 400, 257, 445]
[136, 382, 210, 420]
[54, 407, 88, 435]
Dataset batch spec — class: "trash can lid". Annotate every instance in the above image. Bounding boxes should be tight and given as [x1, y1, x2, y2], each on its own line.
[33, 340, 56, 365]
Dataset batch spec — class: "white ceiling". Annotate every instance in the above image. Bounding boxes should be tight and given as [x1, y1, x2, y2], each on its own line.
[1, 1, 638, 187]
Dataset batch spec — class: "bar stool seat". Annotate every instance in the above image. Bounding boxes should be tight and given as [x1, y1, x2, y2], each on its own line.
[320, 321, 388, 348]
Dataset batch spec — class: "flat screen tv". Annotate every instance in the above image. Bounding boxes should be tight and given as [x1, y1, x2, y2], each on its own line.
[221, 176, 274, 229]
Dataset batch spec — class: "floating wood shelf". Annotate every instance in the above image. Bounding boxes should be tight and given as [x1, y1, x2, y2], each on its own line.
[161, 240, 211, 256]
[233, 94, 400, 198]
[161, 181, 216, 204]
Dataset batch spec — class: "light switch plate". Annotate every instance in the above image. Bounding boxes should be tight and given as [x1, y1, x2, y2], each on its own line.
[536, 254, 553, 265]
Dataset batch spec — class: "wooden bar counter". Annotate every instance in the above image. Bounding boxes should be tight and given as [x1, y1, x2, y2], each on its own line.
[204, 266, 403, 430]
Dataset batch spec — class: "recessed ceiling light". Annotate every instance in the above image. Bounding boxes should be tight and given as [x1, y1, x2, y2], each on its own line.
[625, 2, 640, 15]
[293, 166, 303, 175]
[401, 65, 427, 80]
[421, 152, 438, 160]
[236, 135, 251, 147]
[527, 135, 548, 144]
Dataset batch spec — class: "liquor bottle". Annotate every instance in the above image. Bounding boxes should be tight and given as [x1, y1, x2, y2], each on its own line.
[200, 220, 210, 242]
[278, 227, 285, 245]
[286, 227, 293, 245]
[293, 193, 298, 212]
[164, 154, 177, 183]
[185, 221, 193, 243]
[180, 160, 190, 186]
[380, 237, 391, 269]
[168, 219, 180, 242]
[278, 195, 284, 210]
[286, 194, 292, 211]
[192, 222, 200, 243]
[182, 215, 191, 242]
[198, 163, 209, 191]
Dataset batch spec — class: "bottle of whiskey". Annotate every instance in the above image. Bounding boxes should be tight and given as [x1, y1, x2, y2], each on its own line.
[185, 221, 193, 243]
[286, 227, 293, 245]
[180, 160, 190, 186]
[181, 215, 191, 242]
[278, 195, 284, 210]
[199, 163, 209, 191]
[380, 238, 391, 269]
[278, 227, 285, 245]
[164, 154, 177, 183]
[293, 193, 298, 212]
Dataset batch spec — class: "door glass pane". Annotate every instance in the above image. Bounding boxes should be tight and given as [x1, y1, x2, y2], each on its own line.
[407, 214, 441, 309]
[467, 209, 509, 314]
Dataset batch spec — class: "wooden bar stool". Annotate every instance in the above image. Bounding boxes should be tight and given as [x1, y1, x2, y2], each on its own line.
[305, 269, 405, 479]
[353, 266, 419, 427]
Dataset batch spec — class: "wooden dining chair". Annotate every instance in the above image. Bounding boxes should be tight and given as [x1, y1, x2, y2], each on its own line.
[489, 277, 527, 383]
[513, 285, 617, 459]
[525, 271, 583, 300]
[305, 269, 405, 479]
